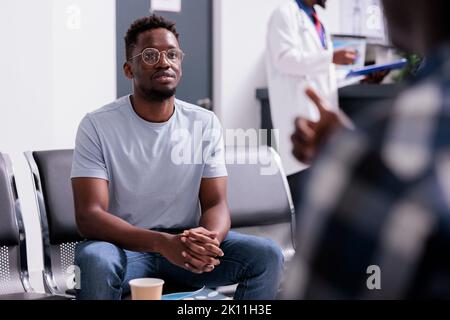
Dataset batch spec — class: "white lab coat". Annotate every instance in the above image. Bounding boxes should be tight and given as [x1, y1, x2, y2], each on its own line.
[266, 1, 338, 176]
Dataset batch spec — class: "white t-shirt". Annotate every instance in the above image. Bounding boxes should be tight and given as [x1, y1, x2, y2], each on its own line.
[71, 95, 227, 230]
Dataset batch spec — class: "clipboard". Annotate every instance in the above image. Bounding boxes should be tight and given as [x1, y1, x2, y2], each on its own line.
[346, 58, 408, 78]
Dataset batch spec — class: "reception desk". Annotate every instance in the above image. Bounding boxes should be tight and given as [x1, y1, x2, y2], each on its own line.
[256, 84, 402, 146]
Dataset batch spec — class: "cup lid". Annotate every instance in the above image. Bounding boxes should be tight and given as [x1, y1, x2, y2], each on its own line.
[129, 278, 165, 287]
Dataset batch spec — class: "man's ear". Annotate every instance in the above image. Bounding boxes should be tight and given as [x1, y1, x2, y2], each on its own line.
[123, 62, 134, 79]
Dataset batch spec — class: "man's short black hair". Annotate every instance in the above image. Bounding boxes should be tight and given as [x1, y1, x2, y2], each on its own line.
[125, 14, 180, 60]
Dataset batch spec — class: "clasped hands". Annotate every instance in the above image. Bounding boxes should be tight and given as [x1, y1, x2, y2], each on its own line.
[180, 227, 224, 274]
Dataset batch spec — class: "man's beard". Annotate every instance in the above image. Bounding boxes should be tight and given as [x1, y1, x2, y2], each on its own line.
[316, 0, 327, 8]
[144, 87, 177, 102]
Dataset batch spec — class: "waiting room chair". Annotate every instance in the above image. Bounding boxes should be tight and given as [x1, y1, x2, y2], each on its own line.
[226, 146, 296, 259]
[25, 150, 82, 297]
[0, 152, 65, 300]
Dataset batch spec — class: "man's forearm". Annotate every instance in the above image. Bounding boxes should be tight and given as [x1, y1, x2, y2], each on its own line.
[77, 209, 169, 253]
[198, 203, 230, 243]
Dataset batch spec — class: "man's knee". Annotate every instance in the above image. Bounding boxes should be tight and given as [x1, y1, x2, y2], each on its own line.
[256, 238, 284, 270]
[75, 241, 125, 276]
[234, 235, 284, 271]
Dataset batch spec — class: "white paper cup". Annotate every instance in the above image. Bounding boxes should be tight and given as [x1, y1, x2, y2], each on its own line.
[129, 278, 165, 300]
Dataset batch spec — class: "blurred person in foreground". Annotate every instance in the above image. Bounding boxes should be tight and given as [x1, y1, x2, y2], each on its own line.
[286, 0, 450, 299]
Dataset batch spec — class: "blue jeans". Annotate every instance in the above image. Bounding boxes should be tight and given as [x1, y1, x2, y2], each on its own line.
[74, 231, 284, 300]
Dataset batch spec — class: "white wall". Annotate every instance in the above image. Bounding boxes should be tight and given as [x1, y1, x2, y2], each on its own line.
[213, 0, 288, 132]
[0, 0, 116, 291]
[320, 0, 341, 34]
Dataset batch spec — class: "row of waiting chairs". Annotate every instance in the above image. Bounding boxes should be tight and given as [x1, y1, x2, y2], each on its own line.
[0, 147, 296, 299]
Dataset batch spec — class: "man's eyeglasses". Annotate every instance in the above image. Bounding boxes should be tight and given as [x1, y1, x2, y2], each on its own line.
[128, 48, 185, 66]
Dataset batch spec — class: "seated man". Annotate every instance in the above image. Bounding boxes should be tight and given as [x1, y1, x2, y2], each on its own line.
[71, 14, 283, 300]
[287, 0, 450, 299]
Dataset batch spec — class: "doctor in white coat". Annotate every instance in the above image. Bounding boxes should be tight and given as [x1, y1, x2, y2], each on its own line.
[266, 0, 355, 210]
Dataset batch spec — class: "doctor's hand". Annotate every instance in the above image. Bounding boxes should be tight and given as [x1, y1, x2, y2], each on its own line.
[361, 70, 390, 84]
[291, 88, 353, 164]
[333, 48, 357, 65]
